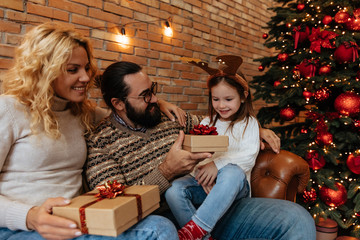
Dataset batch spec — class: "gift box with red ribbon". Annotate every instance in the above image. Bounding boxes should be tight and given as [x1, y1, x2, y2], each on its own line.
[183, 124, 229, 152]
[53, 182, 160, 237]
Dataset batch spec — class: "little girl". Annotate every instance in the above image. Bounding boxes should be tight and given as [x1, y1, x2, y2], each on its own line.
[165, 55, 260, 240]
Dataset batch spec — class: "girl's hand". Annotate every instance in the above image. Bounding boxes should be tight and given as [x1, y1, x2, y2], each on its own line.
[195, 161, 218, 187]
[26, 197, 82, 240]
[158, 99, 186, 127]
[259, 128, 280, 153]
[201, 183, 215, 194]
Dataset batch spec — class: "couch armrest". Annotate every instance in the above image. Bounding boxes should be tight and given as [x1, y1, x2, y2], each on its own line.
[251, 149, 310, 201]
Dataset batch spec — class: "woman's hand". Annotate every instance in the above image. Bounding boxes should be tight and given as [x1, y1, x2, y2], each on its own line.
[259, 128, 280, 153]
[26, 197, 82, 240]
[195, 162, 218, 194]
[158, 99, 186, 127]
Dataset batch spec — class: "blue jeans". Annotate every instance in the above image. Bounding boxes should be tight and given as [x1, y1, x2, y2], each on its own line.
[210, 197, 316, 240]
[0, 215, 178, 240]
[165, 164, 249, 232]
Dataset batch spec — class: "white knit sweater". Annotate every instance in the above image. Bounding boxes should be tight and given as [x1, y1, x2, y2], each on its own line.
[0, 95, 87, 231]
[196, 116, 260, 185]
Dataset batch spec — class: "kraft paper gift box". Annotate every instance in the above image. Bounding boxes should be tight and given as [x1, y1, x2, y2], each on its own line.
[53, 185, 160, 237]
[183, 135, 229, 152]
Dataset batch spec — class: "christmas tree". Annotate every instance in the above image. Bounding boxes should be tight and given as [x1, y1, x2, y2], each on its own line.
[251, 0, 360, 236]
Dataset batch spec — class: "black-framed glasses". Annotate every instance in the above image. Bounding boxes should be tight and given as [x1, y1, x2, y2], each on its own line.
[126, 82, 158, 103]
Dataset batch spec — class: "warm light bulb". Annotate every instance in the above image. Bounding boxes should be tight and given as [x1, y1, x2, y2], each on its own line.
[164, 26, 173, 37]
[116, 33, 129, 45]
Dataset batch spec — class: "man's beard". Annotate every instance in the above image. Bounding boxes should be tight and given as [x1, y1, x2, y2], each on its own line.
[125, 101, 162, 128]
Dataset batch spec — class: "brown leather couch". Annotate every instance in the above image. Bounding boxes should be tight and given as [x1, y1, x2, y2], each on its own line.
[251, 149, 310, 201]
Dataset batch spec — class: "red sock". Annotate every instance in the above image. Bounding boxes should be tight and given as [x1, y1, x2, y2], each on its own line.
[178, 220, 208, 240]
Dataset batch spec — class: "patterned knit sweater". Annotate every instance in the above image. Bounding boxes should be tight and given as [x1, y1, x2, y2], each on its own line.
[85, 113, 202, 194]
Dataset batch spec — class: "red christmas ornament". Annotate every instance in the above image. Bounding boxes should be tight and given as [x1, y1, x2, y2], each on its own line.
[303, 90, 313, 101]
[273, 80, 281, 87]
[322, 15, 333, 25]
[315, 132, 333, 146]
[319, 182, 347, 207]
[314, 87, 330, 101]
[347, 153, 360, 174]
[279, 107, 296, 121]
[334, 92, 360, 116]
[305, 150, 325, 170]
[334, 11, 350, 24]
[346, 17, 360, 31]
[262, 33, 269, 39]
[302, 188, 317, 204]
[258, 65, 264, 71]
[334, 42, 359, 64]
[286, 23, 292, 28]
[318, 65, 332, 75]
[297, 3, 305, 11]
[277, 53, 289, 62]
[297, 59, 318, 78]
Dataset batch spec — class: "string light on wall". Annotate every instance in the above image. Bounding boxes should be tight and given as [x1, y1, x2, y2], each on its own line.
[164, 17, 173, 37]
[116, 27, 129, 45]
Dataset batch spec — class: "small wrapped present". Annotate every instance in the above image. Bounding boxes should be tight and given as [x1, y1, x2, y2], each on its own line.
[183, 124, 229, 152]
[53, 181, 160, 237]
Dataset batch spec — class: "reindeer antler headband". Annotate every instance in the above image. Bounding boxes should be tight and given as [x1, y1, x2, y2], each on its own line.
[184, 55, 248, 92]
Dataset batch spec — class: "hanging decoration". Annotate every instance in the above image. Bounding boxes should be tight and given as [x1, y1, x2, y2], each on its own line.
[334, 11, 350, 24]
[302, 188, 317, 204]
[318, 65, 332, 75]
[322, 15, 333, 25]
[347, 152, 360, 174]
[305, 150, 326, 170]
[297, 59, 318, 78]
[319, 182, 347, 207]
[333, 42, 359, 64]
[314, 87, 330, 102]
[292, 25, 310, 49]
[334, 92, 360, 116]
[308, 27, 338, 53]
[279, 107, 296, 121]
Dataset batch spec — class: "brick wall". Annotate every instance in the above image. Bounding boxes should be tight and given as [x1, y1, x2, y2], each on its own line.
[0, 0, 275, 115]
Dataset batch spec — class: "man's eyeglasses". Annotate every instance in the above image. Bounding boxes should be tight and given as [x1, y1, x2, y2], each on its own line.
[126, 82, 158, 103]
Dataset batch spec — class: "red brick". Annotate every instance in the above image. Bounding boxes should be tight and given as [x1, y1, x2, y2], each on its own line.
[0, 9, 3, 18]
[135, 48, 160, 59]
[160, 3, 182, 15]
[93, 49, 120, 61]
[0, 0, 23, 11]
[103, 2, 133, 18]
[158, 69, 179, 78]
[121, 54, 147, 66]
[149, 59, 172, 69]
[184, 88, 204, 95]
[190, 96, 208, 103]
[27, 3, 68, 21]
[29, 0, 46, 4]
[173, 79, 191, 87]
[0, 44, 16, 58]
[72, 14, 105, 28]
[5, 34, 23, 45]
[162, 86, 183, 94]
[107, 42, 134, 54]
[89, 8, 121, 23]
[169, 94, 189, 102]
[0, 20, 21, 34]
[71, 0, 102, 8]
[181, 72, 201, 81]
[0, 58, 14, 69]
[48, 0, 87, 15]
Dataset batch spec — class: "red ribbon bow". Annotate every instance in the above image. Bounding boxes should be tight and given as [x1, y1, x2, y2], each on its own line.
[95, 180, 126, 199]
[190, 124, 218, 135]
[308, 27, 338, 53]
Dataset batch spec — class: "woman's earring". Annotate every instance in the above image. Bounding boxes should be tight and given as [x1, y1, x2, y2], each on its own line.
[241, 100, 245, 103]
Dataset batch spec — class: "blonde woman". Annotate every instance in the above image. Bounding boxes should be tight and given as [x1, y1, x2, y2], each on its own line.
[0, 22, 179, 240]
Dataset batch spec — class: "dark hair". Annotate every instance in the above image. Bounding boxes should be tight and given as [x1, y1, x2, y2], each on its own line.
[207, 75, 256, 132]
[101, 61, 142, 110]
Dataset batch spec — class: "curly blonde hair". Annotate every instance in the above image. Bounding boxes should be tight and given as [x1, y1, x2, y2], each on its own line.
[2, 22, 97, 138]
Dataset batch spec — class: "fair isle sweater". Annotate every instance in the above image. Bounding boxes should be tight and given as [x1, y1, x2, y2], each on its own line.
[85, 113, 201, 194]
[0, 95, 86, 231]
